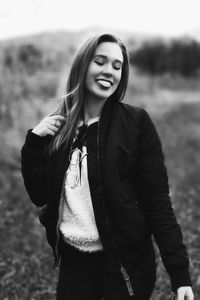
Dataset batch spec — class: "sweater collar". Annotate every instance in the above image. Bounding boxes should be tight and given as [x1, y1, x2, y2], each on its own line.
[78, 116, 100, 128]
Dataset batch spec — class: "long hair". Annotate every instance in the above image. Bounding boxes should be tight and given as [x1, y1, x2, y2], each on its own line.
[49, 33, 130, 153]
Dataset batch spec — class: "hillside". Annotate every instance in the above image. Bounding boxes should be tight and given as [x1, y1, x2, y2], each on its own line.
[0, 30, 199, 299]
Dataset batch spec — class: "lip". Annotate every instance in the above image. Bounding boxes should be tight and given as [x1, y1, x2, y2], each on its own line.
[95, 78, 113, 85]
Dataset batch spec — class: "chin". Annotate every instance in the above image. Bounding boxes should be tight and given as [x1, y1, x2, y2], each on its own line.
[94, 89, 114, 100]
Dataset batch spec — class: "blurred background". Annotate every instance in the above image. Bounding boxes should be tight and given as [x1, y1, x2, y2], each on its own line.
[0, 0, 200, 299]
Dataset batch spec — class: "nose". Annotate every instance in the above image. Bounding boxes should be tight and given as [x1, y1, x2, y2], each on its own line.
[102, 63, 113, 76]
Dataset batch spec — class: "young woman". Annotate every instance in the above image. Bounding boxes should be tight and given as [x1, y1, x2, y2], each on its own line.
[21, 33, 194, 300]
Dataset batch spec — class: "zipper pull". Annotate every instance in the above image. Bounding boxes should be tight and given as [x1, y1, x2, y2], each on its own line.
[120, 266, 134, 296]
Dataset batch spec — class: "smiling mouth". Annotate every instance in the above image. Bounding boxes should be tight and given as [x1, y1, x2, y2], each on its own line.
[95, 79, 113, 88]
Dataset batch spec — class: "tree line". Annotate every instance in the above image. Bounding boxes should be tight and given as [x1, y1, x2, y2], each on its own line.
[129, 38, 200, 77]
[2, 37, 200, 78]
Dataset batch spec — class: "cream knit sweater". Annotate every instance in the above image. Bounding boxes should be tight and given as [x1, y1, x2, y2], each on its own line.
[59, 117, 103, 252]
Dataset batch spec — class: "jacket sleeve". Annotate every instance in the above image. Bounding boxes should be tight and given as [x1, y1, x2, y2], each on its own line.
[21, 129, 51, 207]
[137, 108, 191, 291]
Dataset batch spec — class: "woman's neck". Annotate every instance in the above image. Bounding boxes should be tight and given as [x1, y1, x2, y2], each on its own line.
[83, 96, 107, 123]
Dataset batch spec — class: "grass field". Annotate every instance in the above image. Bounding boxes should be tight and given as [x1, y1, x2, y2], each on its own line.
[0, 33, 199, 299]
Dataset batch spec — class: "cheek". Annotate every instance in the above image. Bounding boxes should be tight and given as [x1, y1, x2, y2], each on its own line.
[86, 63, 98, 77]
[85, 66, 97, 86]
[85, 72, 93, 90]
[116, 69, 122, 80]
[114, 72, 122, 87]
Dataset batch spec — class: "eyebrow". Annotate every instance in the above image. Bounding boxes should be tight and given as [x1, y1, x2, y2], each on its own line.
[94, 54, 123, 64]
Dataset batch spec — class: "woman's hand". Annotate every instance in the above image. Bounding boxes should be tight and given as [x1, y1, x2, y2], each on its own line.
[175, 286, 194, 299]
[32, 115, 66, 137]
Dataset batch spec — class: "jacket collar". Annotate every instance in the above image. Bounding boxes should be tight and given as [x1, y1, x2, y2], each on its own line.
[52, 98, 116, 189]
[97, 98, 116, 182]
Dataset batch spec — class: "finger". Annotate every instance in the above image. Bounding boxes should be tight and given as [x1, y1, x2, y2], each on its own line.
[46, 128, 56, 136]
[48, 115, 66, 122]
[185, 290, 194, 300]
[47, 124, 59, 132]
[54, 120, 62, 127]
[178, 287, 194, 300]
[46, 118, 64, 128]
[46, 119, 57, 127]
[44, 119, 59, 127]
[177, 290, 184, 300]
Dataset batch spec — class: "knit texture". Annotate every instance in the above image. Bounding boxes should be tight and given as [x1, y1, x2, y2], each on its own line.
[59, 117, 103, 252]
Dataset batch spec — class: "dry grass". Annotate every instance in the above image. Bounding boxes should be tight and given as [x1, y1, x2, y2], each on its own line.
[0, 33, 200, 299]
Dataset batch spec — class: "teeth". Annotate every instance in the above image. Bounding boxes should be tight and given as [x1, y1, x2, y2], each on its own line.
[97, 80, 111, 87]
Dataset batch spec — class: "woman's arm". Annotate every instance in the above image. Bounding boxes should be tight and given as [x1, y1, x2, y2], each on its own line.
[137, 108, 192, 292]
[21, 130, 50, 207]
[21, 115, 66, 207]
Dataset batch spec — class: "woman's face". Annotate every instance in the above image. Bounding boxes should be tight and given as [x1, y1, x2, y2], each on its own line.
[85, 42, 123, 101]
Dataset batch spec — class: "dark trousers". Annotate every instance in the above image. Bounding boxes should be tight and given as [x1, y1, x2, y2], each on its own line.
[56, 241, 155, 300]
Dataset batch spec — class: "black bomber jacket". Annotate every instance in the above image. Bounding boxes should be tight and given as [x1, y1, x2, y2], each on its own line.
[21, 98, 191, 293]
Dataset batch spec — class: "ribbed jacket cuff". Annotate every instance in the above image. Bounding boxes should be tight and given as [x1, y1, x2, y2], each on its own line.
[25, 129, 46, 150]
[168, 266, 192, 292]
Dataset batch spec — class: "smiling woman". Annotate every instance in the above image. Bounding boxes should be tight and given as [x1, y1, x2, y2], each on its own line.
[85, 42, 123, 109]
[21, 33, 194, 300]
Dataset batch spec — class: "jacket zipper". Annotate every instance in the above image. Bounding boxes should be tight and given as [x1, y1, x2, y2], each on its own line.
[97, 121, 134, 297]
[54, 197, 62, 267]
[55, 221, 61, 267]
[54, 172, 68, 267]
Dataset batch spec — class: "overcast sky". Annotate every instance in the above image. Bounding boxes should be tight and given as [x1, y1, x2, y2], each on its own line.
[0, 0, 200, 40]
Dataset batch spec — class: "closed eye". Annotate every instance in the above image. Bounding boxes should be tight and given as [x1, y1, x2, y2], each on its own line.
[95, 61, 104, 66]
[95, 61, 122, 70]
[114, 65, 121, 70]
